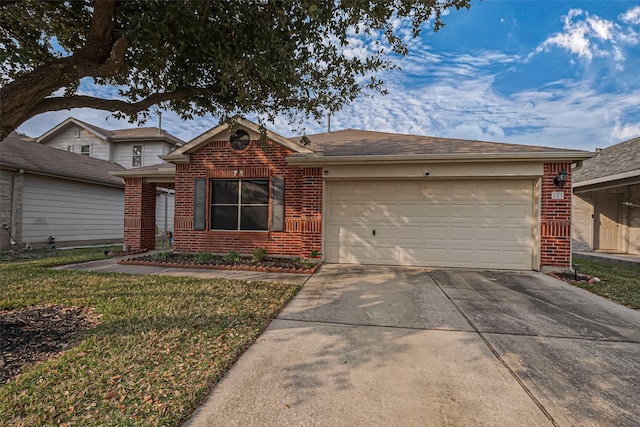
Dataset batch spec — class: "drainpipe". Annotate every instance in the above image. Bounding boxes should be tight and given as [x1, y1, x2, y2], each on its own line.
[164, 189, 169, 233]
[10, 169, 24, 246]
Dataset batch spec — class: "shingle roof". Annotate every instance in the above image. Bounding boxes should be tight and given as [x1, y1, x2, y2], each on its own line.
[1, 132, 125, 187]
[37, 117, 185, 146]
[573, 137, 640, 183]
[297, 129, 588, 156]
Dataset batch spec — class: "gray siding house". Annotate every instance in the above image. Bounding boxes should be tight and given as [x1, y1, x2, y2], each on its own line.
[1, 132, 126, 250]
[37, 117, 184, 234]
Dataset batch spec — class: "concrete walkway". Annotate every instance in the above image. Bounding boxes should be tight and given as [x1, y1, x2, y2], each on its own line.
[574, 251, 640, 267]
[55, 256, 311, 285]
[185, 265, 640, 427]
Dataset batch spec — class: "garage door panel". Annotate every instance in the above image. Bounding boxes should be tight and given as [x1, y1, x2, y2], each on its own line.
[503, 204, 530, 217]
[422, 225, 448, 240]
[449, 226, 474, 241]
[351, 203, 382, 218]
[328, 202, 350, 218]
[449, 204, 474, 218]
[398, 204, 422, 217]
[476, 205, 501, 219]
[476, 227, 502, 242]
[325, 179, 535, 269]
[423, 205, 448, 218]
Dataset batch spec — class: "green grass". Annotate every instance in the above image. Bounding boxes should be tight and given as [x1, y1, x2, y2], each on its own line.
[571, 257, 640, 309]
[0, 248, 301, 426]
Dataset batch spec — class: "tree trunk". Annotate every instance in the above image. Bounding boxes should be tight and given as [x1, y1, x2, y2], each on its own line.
[0, 0, 122, 140]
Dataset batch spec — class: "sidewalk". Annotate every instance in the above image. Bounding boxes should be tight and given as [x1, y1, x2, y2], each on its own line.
[573, 251, 640, 267]
[55, 255, 311, 286]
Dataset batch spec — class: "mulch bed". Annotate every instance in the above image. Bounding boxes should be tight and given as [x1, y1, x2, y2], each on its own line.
[118, 253, 321, 274]
[548, 272, 599, 285]
[0, 305, 100, 384]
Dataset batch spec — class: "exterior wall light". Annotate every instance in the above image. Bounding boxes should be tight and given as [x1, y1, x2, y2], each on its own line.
[553, 169, 568, 188]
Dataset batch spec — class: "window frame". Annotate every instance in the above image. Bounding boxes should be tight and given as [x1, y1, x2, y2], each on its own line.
[79, 145, 91, 156]
[132, 144, 143, 167]
[209, 179, 270, 231]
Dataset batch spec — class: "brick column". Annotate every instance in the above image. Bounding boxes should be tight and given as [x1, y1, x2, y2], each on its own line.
[540, 162, 572, 270]
[124, 178, 157, 251]
[300, 167, 323, 258]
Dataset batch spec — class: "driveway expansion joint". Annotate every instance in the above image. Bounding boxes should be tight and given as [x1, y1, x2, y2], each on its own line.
[429, 272, 561, 427]
[274, 316, 474, 333]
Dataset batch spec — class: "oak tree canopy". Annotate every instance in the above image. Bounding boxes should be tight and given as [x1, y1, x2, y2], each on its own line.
[0, 0, 470, 140]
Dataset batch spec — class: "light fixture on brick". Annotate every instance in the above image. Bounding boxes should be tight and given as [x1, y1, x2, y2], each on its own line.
[553, 169, 568, 188]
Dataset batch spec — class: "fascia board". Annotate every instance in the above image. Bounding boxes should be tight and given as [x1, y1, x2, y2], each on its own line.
[573, 169, 640, 188]
[286, 151, 596, 166]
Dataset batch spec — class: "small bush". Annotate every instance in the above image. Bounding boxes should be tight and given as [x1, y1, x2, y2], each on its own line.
[195, 252, 216, 262]
[252, 247, 268, 262]
[223, 251, 242, 263]
[154, 251, 171, 260]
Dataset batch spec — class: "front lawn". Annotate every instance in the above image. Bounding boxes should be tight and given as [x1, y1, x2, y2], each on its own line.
[0, 248, 301, 426]
[571, 257, 640, 309]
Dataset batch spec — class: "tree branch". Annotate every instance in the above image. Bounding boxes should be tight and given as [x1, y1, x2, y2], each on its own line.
[28, 91, 195, 119]
[0, 0, 126, 140]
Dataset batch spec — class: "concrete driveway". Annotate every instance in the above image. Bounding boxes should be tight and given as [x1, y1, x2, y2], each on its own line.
[185, 265, 640, 426]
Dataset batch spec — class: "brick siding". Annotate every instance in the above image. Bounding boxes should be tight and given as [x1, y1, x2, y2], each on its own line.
[540, 162, 572, 269]
[171, 139, 322, 258]
[123, 178, 157, 250]
[123, 146, 575, 269]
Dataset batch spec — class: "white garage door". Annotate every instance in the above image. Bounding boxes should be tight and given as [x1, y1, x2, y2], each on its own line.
[325, 179, 536, 270]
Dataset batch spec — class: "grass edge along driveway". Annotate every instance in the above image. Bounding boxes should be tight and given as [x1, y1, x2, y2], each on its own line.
[0, 248, 301, 426]
[571, 257, 640, 310]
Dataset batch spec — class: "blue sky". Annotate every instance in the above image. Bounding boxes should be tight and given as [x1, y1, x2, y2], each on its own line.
[17, 1, 640, 151]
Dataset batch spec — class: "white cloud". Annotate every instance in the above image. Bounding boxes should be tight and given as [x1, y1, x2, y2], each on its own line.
[612, 120, 640, 140]
[537, 9, 594, 60]
[533, 8, 637, 68]
[14, 6, 640, 153]
[620, 6, 640, 25]
[587, 15, 614, 40]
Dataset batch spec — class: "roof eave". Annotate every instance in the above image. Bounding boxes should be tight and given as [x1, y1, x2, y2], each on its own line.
[0, 163, 123, 188]
[109, 168, 176, 179]
[573, 169, 640, 188]
[159, 153, 189, 164]
[286, 151, 596, 166]
[109, 136, 183, 145]
[174, 118, 313, 156]
[36, 118, 110, 142]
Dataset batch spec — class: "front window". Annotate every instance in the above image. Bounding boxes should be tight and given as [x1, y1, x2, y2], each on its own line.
[132, 145, 143, 167]
[210, 179, 269, 230]
[80, 145, 90, 156]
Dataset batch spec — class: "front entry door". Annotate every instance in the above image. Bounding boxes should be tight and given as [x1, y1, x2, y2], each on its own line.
[594, 194, 620, 252]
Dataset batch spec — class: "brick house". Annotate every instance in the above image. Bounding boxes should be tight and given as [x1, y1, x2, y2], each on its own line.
[113, 118, 594, 271]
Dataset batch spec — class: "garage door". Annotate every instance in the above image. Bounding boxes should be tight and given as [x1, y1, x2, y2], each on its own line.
[325, 179, 536, 270]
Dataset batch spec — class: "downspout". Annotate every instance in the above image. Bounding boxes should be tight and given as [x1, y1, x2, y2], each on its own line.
[164, 189, 169, 233]
[11, 169, 24, 247]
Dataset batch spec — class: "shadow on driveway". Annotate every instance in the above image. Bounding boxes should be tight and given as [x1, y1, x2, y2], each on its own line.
[185, 265, 640, 427]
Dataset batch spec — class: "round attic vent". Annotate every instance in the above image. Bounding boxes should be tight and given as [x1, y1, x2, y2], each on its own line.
[229, 129, 250, 150]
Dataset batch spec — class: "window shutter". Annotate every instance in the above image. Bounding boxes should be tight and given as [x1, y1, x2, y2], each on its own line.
[193, 178, 206, 230]
[271, 177, 285, 231]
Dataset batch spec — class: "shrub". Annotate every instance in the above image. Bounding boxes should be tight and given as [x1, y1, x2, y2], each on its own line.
[154, 251, 171, 260]
[195, 252, 216, 262]
[252, 247, 268, 262]
[223, 251, 242, 263]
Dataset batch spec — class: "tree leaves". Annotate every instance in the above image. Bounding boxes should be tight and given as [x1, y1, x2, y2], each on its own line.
[0, 0, 470, 139]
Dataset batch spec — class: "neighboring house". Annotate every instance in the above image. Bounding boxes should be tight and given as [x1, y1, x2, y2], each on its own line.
[37, 117, 184, 234]
[113, 118, 593, 271]
[37, 117, 184, 168]
[572, 137, 640, 255]
[0, 132, 126, 250]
